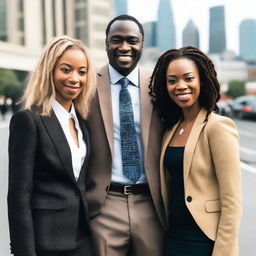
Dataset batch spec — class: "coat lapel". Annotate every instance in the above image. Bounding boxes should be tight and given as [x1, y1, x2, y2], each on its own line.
[76, 114, 90, 185]
[160, 108, 208, 221]
[139, 67, 153, 157]
[97, 65, 114, 157]
[96, 66, 153, 159]
[183, 109, 207, 185]
[41, 112, 76, 183]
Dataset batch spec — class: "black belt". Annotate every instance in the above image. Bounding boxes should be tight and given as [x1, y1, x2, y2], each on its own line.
[109, 183, 150, 195]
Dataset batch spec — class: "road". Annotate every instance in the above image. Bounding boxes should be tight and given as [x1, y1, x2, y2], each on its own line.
[0, 115, 255, 255]
[0, 117, 10, 255]
[235, 118, 256, 256]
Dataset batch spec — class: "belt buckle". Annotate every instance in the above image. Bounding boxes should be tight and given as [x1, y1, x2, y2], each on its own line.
[124, 185, 133, 195]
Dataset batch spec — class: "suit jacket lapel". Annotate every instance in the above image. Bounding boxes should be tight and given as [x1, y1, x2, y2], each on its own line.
[139, 67, 153, 157]
[41, 112, 76, 183]
[97, 65, 114, 157]
[76, 114, 90, 185]
[183, 108, 207, 185]
[159, 109, 208, 222]
[96, 66, 152, 159]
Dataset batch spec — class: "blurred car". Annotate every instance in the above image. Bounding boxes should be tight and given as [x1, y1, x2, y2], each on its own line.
[230, 95, 256, 119]
[217, 100, 232, 117]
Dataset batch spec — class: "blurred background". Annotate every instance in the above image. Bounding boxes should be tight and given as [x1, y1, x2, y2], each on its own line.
[0, 0, 255, 255]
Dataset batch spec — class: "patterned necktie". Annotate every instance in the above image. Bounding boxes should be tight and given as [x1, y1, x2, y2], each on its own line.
[119, 77, 141, 183]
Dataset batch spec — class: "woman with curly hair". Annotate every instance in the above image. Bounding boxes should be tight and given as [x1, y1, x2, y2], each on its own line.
[149, 46, 242, 256]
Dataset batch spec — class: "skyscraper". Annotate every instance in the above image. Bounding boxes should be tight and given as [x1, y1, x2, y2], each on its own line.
[182, 19, 199, 48]
[143, 21, 157, 47]
[114, 0, 128, 16]
[239, 19, 256, 61]
[156, 0, 176, 52]
[209, 5, 226, 54]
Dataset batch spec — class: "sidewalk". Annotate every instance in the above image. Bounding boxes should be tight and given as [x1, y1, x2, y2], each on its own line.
[0, 112, 12, 127]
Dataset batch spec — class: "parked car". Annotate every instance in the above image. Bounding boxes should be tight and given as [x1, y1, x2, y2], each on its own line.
[231, 95, 256, 119]
[217, 100, 232, 117]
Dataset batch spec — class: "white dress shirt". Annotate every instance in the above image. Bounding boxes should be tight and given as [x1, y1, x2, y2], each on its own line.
[52, 100, 86, 181]
[108, 64, 147, 184]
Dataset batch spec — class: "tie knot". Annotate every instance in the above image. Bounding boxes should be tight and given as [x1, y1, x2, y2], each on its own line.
[119, 77, 129, 89]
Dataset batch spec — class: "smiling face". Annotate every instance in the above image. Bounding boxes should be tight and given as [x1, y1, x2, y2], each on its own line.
[106, 20, 143, 76]
[53, 47, 88, 111]
[166, 57, 201, 113]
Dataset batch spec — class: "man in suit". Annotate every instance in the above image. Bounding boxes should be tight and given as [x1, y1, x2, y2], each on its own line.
[86, 15, 166, 256]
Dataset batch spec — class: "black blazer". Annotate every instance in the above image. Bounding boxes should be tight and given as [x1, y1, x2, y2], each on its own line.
[7, 108, 91, 256]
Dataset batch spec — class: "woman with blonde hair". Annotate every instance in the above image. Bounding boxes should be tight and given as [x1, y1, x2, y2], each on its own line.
[7, 36, 96, 256]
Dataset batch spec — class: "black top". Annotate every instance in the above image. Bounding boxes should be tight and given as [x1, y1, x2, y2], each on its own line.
[164, 146, 211, 240]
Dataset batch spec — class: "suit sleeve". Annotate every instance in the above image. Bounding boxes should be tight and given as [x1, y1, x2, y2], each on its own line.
[7, 110, 37, 256]
[208, 117, 242, 256]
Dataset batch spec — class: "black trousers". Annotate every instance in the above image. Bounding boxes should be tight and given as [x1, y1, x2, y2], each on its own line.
[37, 241, 91, 256]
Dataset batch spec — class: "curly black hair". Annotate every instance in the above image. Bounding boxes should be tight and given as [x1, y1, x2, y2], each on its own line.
[149, 46, 220, 128]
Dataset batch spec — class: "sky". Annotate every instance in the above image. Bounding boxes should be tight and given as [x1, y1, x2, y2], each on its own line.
[128, 0, 256, 54]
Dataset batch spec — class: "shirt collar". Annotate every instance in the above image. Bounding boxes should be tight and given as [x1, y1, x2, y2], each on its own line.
[108, 64, 139, 87]
[52, 99, 79, 123]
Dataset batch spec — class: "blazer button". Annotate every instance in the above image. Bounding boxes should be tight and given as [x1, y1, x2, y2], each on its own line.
[187, 196, 192, 202]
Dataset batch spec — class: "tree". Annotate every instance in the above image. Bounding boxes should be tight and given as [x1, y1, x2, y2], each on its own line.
[226, 80, 246, 99]
[0, 69, 23, 112]
[3, 83, 23, 112]
[0, 69, 19, 95]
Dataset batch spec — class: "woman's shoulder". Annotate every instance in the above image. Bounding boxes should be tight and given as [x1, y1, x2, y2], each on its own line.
[12, 107, 39, 119]
[10, 107, 42, 127]
[206, 112, 238, 136]
[207, 112, 236, 125]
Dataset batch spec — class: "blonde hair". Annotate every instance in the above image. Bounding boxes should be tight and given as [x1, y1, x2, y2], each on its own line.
[22, 35, 96, 119]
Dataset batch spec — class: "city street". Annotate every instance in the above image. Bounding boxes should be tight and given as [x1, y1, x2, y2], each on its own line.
[235, 118, 256, 256]
[0, 116, 256, 255]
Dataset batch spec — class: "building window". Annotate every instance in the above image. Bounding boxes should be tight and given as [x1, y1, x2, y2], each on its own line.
[75, 8, 86, 21]
[76, 26, 88, 44]
[93, 6, 109, 16]
[94, 39, 105, 49]
[75, 0, 88, 44]
[18, 0, 24, 12]
[93, 23, 106, 32]
[18, 16, 24, 30]
[52, 0, 56, 36]
[17, 0, 25, 45]
[41, 0, 46, 45]
[0, 0, 7, 41]
[62, 0, 67, 34]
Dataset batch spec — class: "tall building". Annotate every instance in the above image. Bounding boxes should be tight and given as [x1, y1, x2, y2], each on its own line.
[209, 5, 226, 54]
[0, 0, 113, 71]
[0, 0, 7, 41]
[156, 0, 176, 52]
[239, 19, 256, 61]
[114, 0, 127, 15]
[182, 19, 199, 48]
[143, 21, 157, 48]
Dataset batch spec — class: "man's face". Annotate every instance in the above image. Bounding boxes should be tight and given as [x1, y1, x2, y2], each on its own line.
[106, 20, 143, 76]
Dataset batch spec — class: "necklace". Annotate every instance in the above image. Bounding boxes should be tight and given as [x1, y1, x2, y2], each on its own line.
[178, 128, 185, 135]
[178, 120, 194, 135]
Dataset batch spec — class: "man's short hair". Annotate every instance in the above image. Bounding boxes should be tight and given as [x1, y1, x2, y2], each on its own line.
[105, 14, 144, 40]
